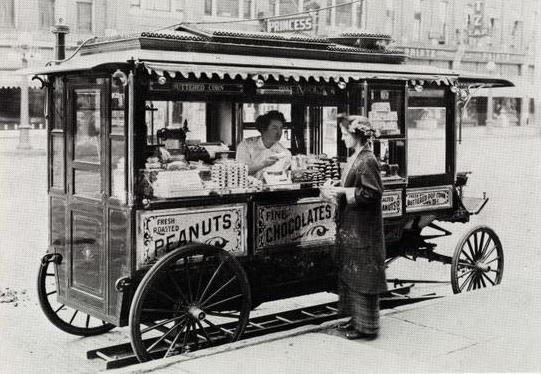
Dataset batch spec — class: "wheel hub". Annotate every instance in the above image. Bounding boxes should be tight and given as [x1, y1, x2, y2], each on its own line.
[475, 261, 490, 272]
[188, 306, 206, 321]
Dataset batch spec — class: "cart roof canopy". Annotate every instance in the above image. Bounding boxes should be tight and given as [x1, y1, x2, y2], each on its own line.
[27, 25, 513, 88]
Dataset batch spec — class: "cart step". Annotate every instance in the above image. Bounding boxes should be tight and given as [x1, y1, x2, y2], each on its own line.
[88, 293, 442, 370]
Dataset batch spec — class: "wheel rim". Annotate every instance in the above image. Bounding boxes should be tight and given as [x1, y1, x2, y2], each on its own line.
[130, 245, 251, 362]
[451, 226, 504, 293]
[37, 259, 115, 336]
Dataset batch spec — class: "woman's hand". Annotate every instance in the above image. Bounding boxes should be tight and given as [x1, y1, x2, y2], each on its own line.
[262, 155, 279, 167]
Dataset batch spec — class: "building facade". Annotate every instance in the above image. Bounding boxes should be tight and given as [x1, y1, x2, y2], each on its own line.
[0, 0, 537, 128]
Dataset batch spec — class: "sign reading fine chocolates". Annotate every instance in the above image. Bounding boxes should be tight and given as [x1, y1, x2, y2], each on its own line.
[255, 199, 336, 250]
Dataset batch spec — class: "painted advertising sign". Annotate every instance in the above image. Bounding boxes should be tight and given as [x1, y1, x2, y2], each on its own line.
[256, 84, 337, 96]
[382, 190, 402, 218]
[406, 186, 453, 213]
[468, 1, 488, 37]
[137, 204, 247, 268]
[266, 16, 313, 33]
[255, 199, 336, 251]
[150, 82, 244, 94]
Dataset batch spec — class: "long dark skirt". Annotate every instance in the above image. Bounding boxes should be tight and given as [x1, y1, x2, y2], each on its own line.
[338, 281, 380, 335]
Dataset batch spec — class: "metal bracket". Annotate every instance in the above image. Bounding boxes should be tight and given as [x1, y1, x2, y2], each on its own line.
[115, 276, 132, 292]
[41, 253, 62, 266]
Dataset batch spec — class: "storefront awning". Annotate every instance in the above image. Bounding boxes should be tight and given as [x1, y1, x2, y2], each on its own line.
[0, 71, 43, 89]
[143, 61, 459, 85]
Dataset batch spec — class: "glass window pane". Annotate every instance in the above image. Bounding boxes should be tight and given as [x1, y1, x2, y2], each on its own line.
[52, 136, 64, 189]
[217, 0, 239, 17]
[321, 107, 338, 157]
[74, 169, 101, 199]
[368, 88, 403, 136]
[111, 138, 126, 202]
[278, 0, 297, 15]
[146, 101, 207, 145]
[75, 89, 101, 163]
[111, 84, 125, 135]
[336, 0, 352, 27]
[53, 78, 64, 130]
[39, 0, 55, 29]
[0, 0, 15, 27]
[407, 107, 446, 175]
[77, 2, 93, 32]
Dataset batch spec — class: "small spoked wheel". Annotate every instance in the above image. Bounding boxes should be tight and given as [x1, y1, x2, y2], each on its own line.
[129, 244, 251, 363]
[37, 255, 115, 336]
[451, 226, 504, 294]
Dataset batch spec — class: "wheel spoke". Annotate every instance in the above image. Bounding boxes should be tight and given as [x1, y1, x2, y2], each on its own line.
[167, 270, 189, 305]
[151, 287, 180, 306]
[69, 310, 78, 324]
[206, 311, 241, 319]
[481, 272, 496, 286]
[466, 239, 476, 262]
[457, 261, 476, 269]
[477, 231, 485, 258]
[194, 257, 205, 303]
[163, 321, 188, 358]
[489, 269, 501, 274]
[147, 320, 184, 352]
[467, 275, 477, 291]
[460, 247, 476, 265]
[184, 257, 193, 303]
[142, 308, 180, 315]
[46, 290, 57, 296]
[456, 269, 475, 280]
[195, 319, 213, 344]
[86, 314, 90, 328]
[479, 236, 493, 261]
[46, 273, 55, 276]
[200, 276, 237, 307]
[460, 271, 475, 292]
[484, 256, 500, 266]
[203, 318, 234, 336]
[202, 293, 242, 309]
[141, 315, 186, 334]
[479, 274, 487, 288]
[180, 319, 192, 354]
[54, 304, 65, 314]
[480, 246, 497, 263]
[197, 260, 225, 304]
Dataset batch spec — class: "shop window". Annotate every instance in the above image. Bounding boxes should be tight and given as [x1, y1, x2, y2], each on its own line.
[407, 88, 447, 176]
[74, 169, 101, 198]
[111, 138, 125, 202]
[39, 0, 55, 30]
[146, 101, 207, 145]
[277, 0, 297, 15]
[74, 88, 101, 163]
[243, 0, 252, 18]
[53, 78, 64, 130]
[204, 0, 212, 15]
[76, 1, 93, 32]
[145, 0, 171, 11]
[52, 135, 64, 189]
[217, 0, 239, 17]
[0, 0, 15, 28]
[335, 0, 352, 27]
[242, 103, 291, 149]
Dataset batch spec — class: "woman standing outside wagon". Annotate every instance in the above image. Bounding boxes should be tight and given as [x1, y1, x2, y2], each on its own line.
[321, 115, 386, 340]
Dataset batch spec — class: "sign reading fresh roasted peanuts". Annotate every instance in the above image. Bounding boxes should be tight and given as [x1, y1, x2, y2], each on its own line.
[137, 205, 247, 268]
[406, 186, 453, 212]
[255, 199, 336, 250]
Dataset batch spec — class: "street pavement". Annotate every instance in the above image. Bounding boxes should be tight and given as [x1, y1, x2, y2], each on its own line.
[111, 281, 541, 374]
[0, 126, 540, 373]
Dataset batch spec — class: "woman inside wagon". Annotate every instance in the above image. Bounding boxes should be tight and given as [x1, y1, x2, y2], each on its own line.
[320, 115, 387, 340]
[236, 110, 292, 179]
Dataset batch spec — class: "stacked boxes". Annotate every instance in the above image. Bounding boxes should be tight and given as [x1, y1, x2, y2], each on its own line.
[211, 162, 249, 189]
[368, 102, 400, 135]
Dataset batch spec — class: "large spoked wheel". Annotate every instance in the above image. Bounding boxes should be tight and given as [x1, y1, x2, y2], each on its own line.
[451, 226, 504, 294]
[37, 254, 115, 336]
[129, 244, 251, 363]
